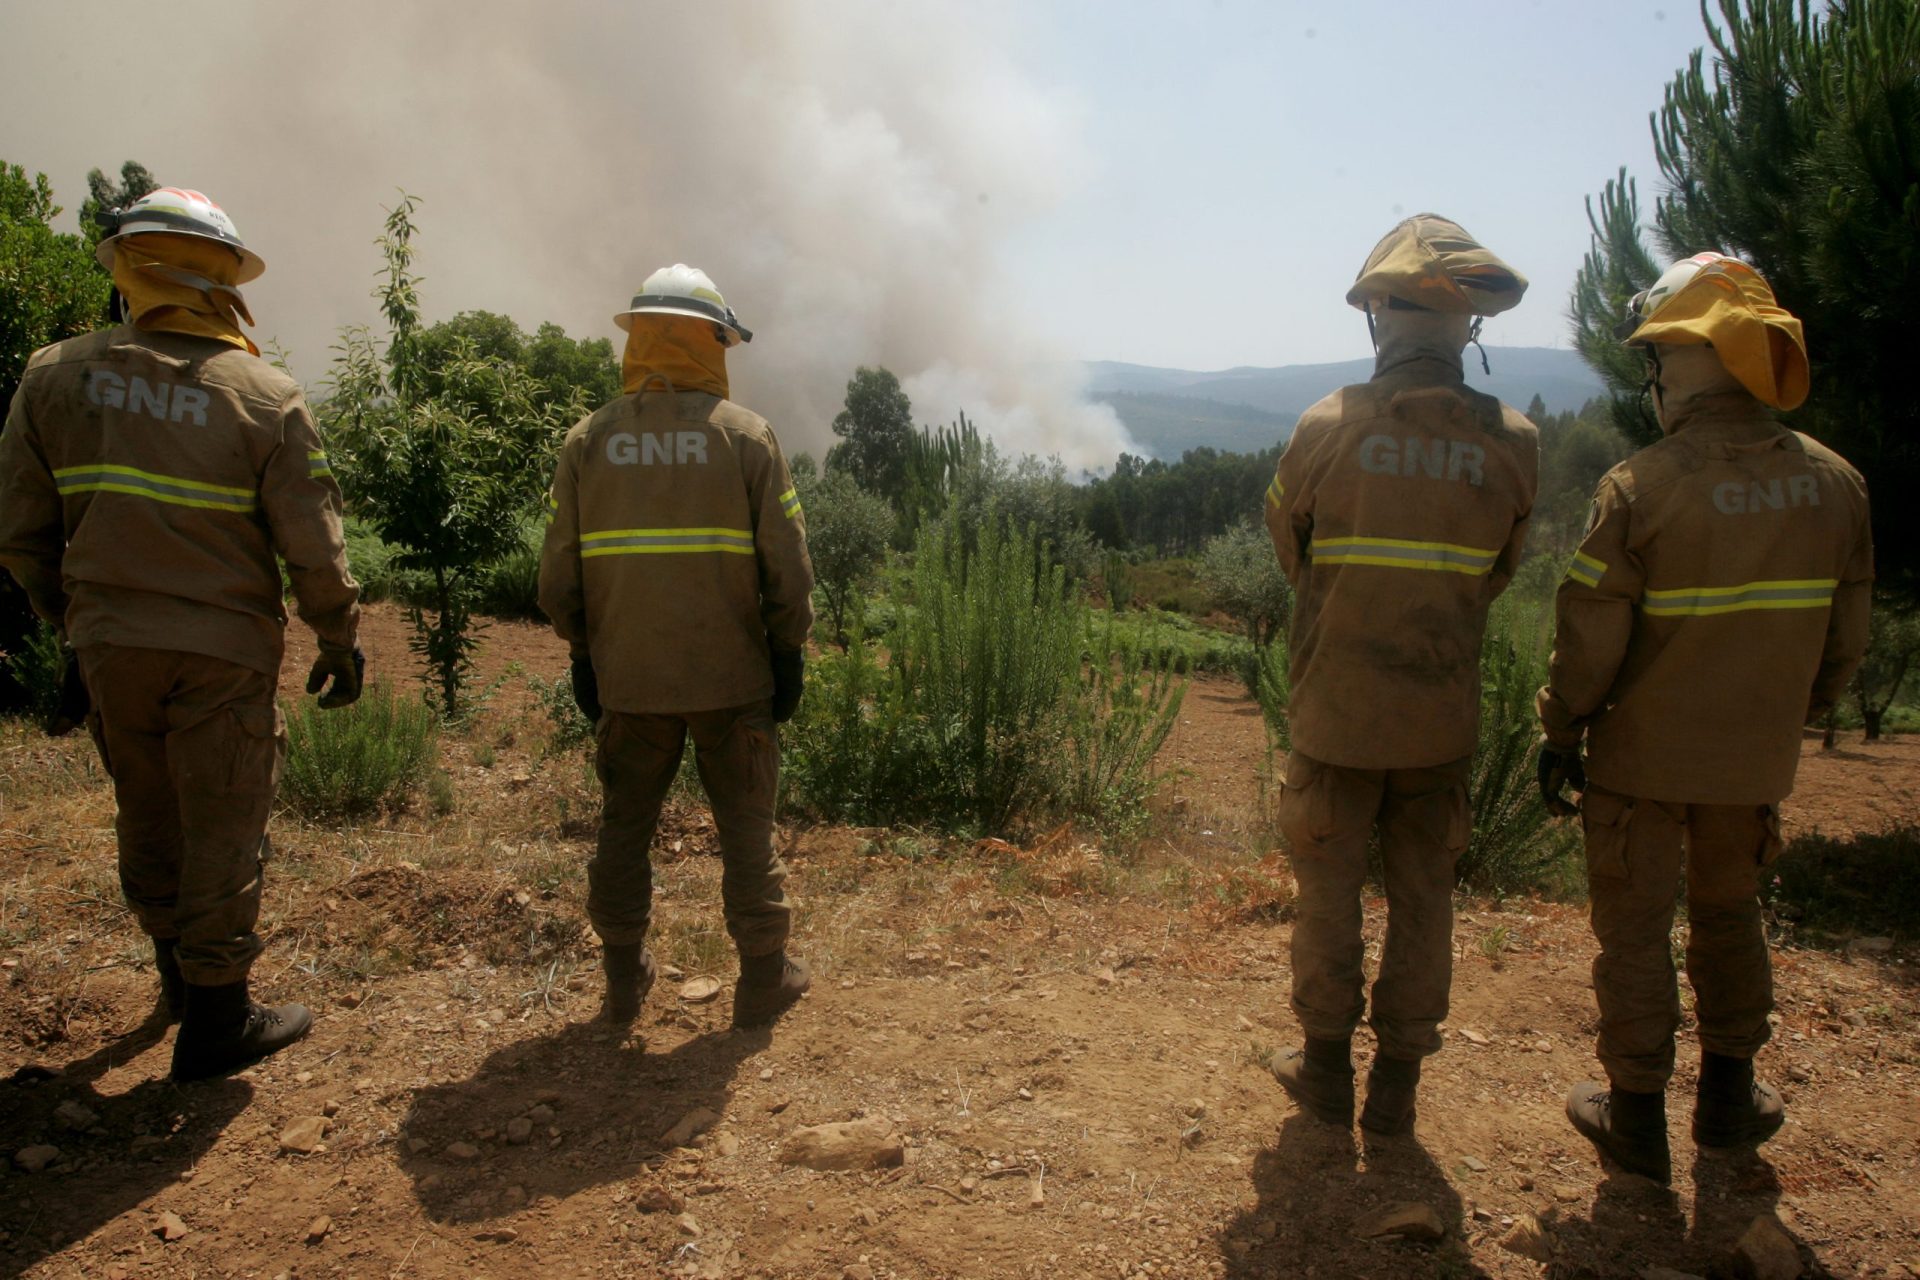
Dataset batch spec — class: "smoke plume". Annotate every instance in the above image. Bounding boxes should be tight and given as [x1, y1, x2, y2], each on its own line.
[12, 2, 1135, 469]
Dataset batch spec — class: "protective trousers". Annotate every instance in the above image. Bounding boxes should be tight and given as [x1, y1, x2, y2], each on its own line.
[78, 643, 283, 985]
[590, 701, 791, 957]
[1278, 751, 1471, 1059]
[1581, 783, 1779, 1092]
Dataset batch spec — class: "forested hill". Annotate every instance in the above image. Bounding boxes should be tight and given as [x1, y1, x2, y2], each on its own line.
[1087, 346, 1604, 458]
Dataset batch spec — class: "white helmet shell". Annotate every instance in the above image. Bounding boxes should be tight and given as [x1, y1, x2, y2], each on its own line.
[614, 264, 751, 345]
[94, 187, 264, 282]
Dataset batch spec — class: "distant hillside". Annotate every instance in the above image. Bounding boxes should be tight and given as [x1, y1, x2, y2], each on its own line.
[1086, 347, 1604, 459]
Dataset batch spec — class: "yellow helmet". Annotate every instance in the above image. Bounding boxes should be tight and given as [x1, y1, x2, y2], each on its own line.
[1621, 253, 1809, 411]
[1346, 214, 1527, 316]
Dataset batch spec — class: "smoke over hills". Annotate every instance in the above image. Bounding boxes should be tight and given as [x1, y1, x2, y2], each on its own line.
[0, 2, 1135, 467]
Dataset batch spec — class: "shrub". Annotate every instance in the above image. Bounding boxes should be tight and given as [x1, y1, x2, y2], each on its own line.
[528, 666, 594, 752]
[800, 470, 893, 649]
[1458, 597, 1580, 892]
[1197, 521, 1291, 647]
[782, 516, 1184, 837]
[1, 619, 64, 723]
[1764, 826, 1920, 942]
[473, 521, 545, 620]
[280, 682, 438, 823]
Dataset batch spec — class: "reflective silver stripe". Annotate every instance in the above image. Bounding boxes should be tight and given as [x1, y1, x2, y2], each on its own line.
[1567, 550, 1605, 587]
[780, 486, 803, 518]
[1308, 536, 1498, 575]
[53, 467, 256, 512]
[1643, 579, 1837, 617]
[581, 527, 755, 557]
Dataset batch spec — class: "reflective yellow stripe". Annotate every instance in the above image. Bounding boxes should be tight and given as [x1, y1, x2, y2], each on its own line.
[543, 493, 559, 525]
[779, 487, 802, 519]
[53, 463, 257, 513]
[1643, 578, 1837, 617]
[1308, 535, 1499, 576]
[1567, 551, 1606, 589]
[306, 450, 332, 477]
[1265, 476, 1284, 507]
[581, 526, 754, 557]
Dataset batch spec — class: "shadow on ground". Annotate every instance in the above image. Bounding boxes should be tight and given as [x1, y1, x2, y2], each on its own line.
[395, 1014, 764, 1224]
[0, 1013, 253, 1276]
[1220, 1110, 1479, 1278]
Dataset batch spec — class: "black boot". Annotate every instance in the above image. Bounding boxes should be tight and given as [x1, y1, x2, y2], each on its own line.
[1360, 1054, 1421, 1137]
[1566, 1081, 1670, 1184]
[1693, 1052, 1785, 1149]
[733, 950, 810, 1028]
[171, 980, 312, 1083]
[152, 938, 186, 1024]
[598, 944, 656, 1024]
[1270, 1036, 1356, 1127]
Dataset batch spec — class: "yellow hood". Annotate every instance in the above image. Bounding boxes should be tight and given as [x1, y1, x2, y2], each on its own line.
[1629, 257, 1809, 411]
[1347, 213, 1527, 316]
[111, 233, 258, 355]
[621, 315, 729, 398]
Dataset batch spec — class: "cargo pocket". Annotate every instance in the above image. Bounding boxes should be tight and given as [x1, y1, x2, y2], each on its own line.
[1275, 753, 1336, 846]
[229, 704, 285, 796]
[1580, 787, 1634, 882]
[1444, 783, 1472, 858]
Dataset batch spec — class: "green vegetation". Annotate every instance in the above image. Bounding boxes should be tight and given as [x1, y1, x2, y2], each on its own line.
[1767, 826, 1920, 942]
[1197, 522, 1291, 648]
[1573, 0, 1920, 583]
[320, 195, 577, 716]
[280, 682, 439, 822]
[798, 470, 893, 649]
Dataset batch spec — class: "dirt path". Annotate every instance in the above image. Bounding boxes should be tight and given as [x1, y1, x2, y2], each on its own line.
[3, 613, 1918, 1278]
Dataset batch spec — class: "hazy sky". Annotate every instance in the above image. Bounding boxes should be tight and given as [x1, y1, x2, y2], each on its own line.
[0, 1, 1710, 461]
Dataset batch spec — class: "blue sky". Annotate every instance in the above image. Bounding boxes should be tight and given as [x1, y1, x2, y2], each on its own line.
[1003, 1, 1713, 367]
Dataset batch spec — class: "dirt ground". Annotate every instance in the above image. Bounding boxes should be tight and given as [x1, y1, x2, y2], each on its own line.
[3, 616, 1917, 1279]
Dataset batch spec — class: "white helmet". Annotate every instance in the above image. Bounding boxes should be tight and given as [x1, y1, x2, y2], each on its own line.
[614, 264, 752, 345]
[94, 187, 264, 282]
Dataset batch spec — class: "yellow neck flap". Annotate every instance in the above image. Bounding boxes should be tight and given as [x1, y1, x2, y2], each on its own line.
[111, 234, 258, 355]
[621, 315, 729, 398]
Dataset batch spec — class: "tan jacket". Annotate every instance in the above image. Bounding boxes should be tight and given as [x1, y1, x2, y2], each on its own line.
[538, 390, 813, 714]
[0, 326, 359, 675]
[1266, 360, 1538, 768]
[1537, 395, 1872, 805]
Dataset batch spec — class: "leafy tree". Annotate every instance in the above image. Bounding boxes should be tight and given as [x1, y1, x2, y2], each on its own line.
[1, 163, 115, 713]
[80, 161, 158, 246]
[797, 470, 893, 649]
[1572, 0, 1920, 582]
[1197, 521, 1292, 647]
[320, 196, 577, 717]
[827, 366, 914, 500]
[413, 310, 618, 419]
[1852, 593, 1920, 740]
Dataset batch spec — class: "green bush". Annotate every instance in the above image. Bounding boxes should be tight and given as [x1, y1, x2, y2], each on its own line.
[1764, 827, 1920, 942]
[279, 682, 439, 823]
[528, 666, 593, 751]
[782, 516, 1184, 837]
[1, 619, 64, 723]
[473, 521, 544, 620]
[1458, 597, 1580, 892]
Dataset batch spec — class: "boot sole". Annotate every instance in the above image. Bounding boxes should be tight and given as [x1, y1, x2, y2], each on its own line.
[1692, 1112, 1785, 1150]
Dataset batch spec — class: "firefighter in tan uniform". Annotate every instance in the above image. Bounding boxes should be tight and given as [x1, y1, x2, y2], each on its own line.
[1538, 254, 1871, 1184]
[539, 265, 814, 1030]
[0, 188, 362, 1082]
[1264, 215, 1539, 1135]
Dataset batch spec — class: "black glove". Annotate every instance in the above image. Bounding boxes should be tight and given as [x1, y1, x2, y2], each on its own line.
[306, 645, 366, 709]
[770, 647, 804, 724]
[1537, 740, 1586, 818]
[44, 649, 89, 737]
[570, 654, 602, 725]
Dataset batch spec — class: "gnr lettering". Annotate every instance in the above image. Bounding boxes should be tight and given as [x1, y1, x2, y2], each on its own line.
[1712, 475, 1820, 515]
[86, 370, 210, 426]
[1357, 434, 1485, 486]
[606, 430, 710, 466]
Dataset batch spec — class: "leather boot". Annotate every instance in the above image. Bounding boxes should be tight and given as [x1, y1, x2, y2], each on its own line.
[598, 943, 656, 1024]
[733, 950, 810, 1028]
[1270, 1036, 1356, 1127]
[153, 938, 186, 1024]
[1566, 1081, 1670, 1184]
[1693, 1052, 1785, 1149]
[171, 980, 312, 1082]
[1360, 1054, 1421, 1136]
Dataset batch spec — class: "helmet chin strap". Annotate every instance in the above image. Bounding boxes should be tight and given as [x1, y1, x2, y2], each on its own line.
[1468, 317, 1491, 376]
[1365, 301, 1378, 351]
[1643, 345, 1666, 420]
